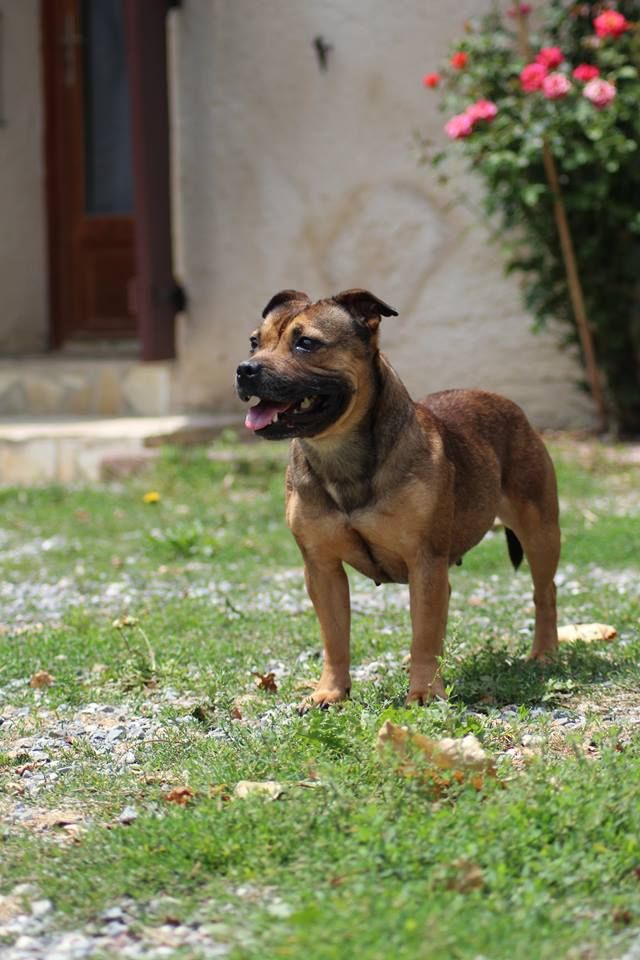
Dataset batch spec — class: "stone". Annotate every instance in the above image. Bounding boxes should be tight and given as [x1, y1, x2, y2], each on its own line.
[117, 806, 139, 825]
[31, 899, 53, 919]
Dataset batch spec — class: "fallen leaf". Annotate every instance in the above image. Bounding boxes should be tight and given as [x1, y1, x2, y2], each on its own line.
[208, 784, 232, 802]
[377, 720, 496, 789]
[165, 786, 195, 806]
[15, 762, 41, 776]
[557, 623, 617, 644]
[61, 823, 83, 842]
[29, 670, 54, 689]
[233, 780, 284, 801]
[445, 859, 486, 893]
[0, 895, 26, 923]
[477, 694, 496, 706]
[21, 809, 85, 833]
[612, 907, 633, 926]
[254, 671, 278, 693]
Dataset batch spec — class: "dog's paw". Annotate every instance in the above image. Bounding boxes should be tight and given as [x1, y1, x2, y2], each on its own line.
[528, 642, 559, 662]
[298, 686, 350, 715]
[406, 678, 447, 705]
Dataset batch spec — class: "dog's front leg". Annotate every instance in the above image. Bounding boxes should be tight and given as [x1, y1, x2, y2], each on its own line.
[406, 554, 449, 703]
[303, 558, 351, 707]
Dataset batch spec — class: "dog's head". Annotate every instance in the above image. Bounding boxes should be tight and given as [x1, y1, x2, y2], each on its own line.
[235, 289, 398, 440]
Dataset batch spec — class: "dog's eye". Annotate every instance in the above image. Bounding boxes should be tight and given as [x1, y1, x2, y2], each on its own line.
[249, 335, 259, 353]
[295, 336, 321, 353]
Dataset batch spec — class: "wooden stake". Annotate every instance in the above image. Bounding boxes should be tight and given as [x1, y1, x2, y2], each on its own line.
[513, 1, 608, 430]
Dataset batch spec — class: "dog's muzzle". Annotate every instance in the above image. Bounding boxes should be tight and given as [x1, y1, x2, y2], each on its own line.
[235, 360, 352, 440]
[235, 360, 262, 400]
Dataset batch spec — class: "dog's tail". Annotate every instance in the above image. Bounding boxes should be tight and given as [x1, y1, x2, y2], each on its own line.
[505, 527, 524, 570]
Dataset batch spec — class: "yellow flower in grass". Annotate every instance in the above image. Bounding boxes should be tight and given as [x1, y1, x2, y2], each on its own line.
[143, 490, 161, 504]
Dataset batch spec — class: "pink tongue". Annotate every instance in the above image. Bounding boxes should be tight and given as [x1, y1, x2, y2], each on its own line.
[245, 400, 292, 432]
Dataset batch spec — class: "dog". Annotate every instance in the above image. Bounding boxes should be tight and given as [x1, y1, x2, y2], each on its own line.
[235, 289, 560, 706]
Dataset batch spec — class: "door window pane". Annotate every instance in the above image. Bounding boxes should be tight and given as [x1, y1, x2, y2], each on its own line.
[82, 0, 133, 215]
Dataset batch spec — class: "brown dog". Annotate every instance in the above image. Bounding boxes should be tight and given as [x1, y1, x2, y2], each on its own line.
[235, 289, 560, 706]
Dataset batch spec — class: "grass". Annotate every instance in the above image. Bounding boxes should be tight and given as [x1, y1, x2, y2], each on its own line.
[0, 434, 639, 959]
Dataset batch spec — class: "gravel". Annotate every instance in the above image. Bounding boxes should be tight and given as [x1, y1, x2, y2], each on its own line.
[0, 887, 233, 959]
[1, 526, 638, 632]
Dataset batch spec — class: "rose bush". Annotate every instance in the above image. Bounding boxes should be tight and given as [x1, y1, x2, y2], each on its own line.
[421, 1, 640, 434]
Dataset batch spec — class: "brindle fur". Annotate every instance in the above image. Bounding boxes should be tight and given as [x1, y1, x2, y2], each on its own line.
[236, 289, 560, 706]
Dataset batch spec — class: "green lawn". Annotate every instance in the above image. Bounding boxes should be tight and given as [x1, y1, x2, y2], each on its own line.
[0, 435, 639, 959]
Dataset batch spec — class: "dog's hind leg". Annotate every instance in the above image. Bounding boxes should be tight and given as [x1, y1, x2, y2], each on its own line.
[499, 498, 560, 660]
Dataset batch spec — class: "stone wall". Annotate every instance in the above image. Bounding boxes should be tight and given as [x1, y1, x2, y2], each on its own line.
[168, 0, 594, 427]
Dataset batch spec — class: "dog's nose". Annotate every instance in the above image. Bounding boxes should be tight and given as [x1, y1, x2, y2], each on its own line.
[236, 360, 261, 381]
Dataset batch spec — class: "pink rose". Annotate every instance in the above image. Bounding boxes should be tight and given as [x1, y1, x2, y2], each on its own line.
[520, 62, 548, 92]
[465, 99, 498, 122]
[444, 113, 474, 139]
[507, 3, 532, 16]
[542, 72, 572, 99]
[572, 64, 600, 82]
[536, 46, 565, 69]
[594, 11, 631, 38]
[583, 77, 617, 108]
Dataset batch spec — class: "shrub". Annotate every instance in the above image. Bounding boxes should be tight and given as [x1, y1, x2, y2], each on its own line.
[422, 1, 640, 435]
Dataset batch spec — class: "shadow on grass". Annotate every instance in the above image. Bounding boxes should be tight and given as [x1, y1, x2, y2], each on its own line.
[355, 640, 631, 713]
[451, 641, 629, 708]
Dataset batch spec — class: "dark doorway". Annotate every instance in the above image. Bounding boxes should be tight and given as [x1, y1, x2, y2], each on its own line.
[43, 0, 137, 344]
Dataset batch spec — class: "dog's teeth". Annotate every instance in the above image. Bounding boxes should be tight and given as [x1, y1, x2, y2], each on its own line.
[300, 396, 314, 411]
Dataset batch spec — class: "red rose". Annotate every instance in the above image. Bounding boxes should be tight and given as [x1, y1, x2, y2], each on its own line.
[535, 46, 565, 69]
[572, 64, 600, 82]
[422, 72, 441, 88]
[594, 11, 631, 38]
[450, 51, 469, 70]
[520, 62, 548, 92]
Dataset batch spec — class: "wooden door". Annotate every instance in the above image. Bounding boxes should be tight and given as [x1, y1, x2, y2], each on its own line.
[43, 0, 137, 345]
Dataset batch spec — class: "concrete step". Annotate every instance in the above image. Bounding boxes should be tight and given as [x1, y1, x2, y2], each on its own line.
[0, 357, 176, 416]
[0, 414, 242, 485]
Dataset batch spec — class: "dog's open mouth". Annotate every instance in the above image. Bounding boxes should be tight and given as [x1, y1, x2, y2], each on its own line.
[244, 395, 327, 432]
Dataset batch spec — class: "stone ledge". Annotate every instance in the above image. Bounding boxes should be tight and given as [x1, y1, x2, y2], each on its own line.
[0, 414, 242, 485]
[0, 359, 176, 417]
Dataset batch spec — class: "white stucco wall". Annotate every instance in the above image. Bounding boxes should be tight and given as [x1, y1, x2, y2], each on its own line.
[168, 0, 594, 427]
[0, 0, 47, 355]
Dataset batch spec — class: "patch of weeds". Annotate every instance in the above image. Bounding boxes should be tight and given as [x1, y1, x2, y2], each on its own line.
[148, 520, 220, 560]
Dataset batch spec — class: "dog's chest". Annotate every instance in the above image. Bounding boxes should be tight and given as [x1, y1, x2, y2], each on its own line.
[342, 483, 438, 583]
[346, 508, 411, 582]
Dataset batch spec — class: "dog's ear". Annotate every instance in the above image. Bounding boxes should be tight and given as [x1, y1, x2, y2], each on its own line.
[332, 289, 399, 322]
[262, 290, 311, 319]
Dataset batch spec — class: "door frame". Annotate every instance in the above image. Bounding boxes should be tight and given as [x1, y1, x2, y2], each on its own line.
[42, 0, 177, 360]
